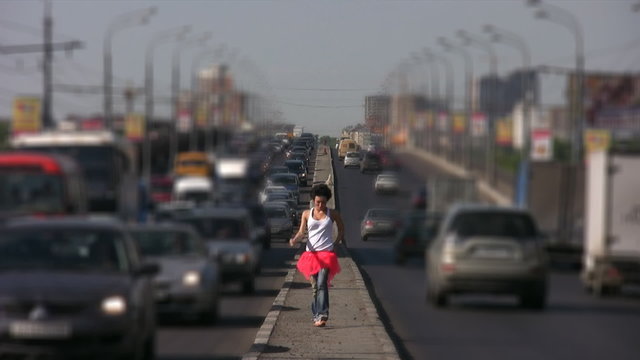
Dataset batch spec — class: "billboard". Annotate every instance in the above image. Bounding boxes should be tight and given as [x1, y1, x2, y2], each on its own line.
[496, 118, 513, 146]
[584, 129, 611, 155]
[471, 112, 487, 137]
[453, 113, 465, 134]
[124, 113, 144, 142]
[531, 129, 553, 161]
[573, 73, 640, 135]
[12, 97, 41, 135]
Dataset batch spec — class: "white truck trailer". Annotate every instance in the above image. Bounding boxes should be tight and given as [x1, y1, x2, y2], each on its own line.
[581, 150, 640, 296]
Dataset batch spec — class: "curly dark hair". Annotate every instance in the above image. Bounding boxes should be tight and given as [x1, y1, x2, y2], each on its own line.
[310, 183, 332, 200]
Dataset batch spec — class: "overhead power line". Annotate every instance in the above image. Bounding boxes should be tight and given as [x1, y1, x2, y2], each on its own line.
[275, 87, 375, 92]
[275, 99, 363, 108]
[0, 18, 74, 41]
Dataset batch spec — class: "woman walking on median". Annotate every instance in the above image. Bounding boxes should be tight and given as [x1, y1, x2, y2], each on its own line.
[289, 183, 345, 327]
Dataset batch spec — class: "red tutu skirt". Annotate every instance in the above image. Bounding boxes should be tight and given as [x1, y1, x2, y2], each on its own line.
[296, 251, 341, 284]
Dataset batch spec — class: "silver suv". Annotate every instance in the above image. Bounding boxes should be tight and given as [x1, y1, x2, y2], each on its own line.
[426, 204, 548, 309]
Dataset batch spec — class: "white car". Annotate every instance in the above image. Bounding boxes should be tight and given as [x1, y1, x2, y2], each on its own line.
[374, 173, 399, 194]
[173, 176, 215, 203]
[344, 151, 361, 168]
[259, 185, 290, 203]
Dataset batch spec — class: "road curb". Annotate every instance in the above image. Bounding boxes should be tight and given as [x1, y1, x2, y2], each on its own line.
[242, 253, 300, 360]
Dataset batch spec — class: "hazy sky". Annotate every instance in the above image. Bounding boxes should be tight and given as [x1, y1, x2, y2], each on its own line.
[1, 0, 639, 136]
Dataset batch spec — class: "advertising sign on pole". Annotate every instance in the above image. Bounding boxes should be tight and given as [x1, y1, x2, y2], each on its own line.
[11, 97, 41, 135]
[531, 128, 553, 161]
[438, 112, 449, 132]
[124, 113, 144, 142]
[496, 118, 513, 146]
[177, 108, 192, 133]
[471, 112, 487, 137]
[196, 102, 208, 129]
[584, 128, 611, 155]
[453, 113, 465, 134]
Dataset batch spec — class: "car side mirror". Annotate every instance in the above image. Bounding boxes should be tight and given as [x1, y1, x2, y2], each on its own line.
[136, 262, 160, 277]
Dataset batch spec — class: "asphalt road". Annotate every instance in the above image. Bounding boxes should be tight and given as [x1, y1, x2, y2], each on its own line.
[334, 150, 640, 360]
[156, 151, 312, 360]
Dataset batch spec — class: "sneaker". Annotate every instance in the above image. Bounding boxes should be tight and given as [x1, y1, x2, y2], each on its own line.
[313, 320, 326, 327]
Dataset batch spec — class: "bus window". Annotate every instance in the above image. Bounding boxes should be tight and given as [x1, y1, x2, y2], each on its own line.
[0, 152, 87, 216]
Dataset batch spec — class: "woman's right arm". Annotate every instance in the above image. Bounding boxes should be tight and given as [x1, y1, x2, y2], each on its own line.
[289, 210, 309, 247]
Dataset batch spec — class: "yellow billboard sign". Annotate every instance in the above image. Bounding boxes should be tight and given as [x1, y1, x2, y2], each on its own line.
[584, 129, 610, 154]
[125, 113, 144, 142]
[12, 97, 41, 135]
[453, 114, 465, 134]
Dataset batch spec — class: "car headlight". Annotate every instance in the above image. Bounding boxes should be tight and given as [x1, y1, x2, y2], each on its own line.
[183, 271, 201, 287]
[101, 296, 126, 316]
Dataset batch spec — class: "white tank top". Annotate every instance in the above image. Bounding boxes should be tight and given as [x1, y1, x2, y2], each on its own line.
[306, 208, 333, 251]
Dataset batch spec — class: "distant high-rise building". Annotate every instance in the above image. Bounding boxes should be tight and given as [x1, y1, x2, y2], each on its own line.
[364, 95, 390, 134]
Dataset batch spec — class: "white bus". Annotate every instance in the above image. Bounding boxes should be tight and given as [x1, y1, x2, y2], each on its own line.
[11, 130, 139, 220]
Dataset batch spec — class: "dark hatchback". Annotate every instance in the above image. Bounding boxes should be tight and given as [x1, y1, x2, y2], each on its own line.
[360, 152, 383, 173]
[0, 217, 158, 360]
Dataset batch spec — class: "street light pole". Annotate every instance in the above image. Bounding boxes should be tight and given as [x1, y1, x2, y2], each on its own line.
[438, 37, 473, 168]
[484, 24, 532, 207]
[425, 48, 455, 162]
[169, 32, 211, 163]
[528, 0, 584, 164]
[458, 30, 498, 183]
[527, 0, 585, 250]
[103, 7, 156, 130]
[143, 26, 190, 186]
[191, 45, 227, 154]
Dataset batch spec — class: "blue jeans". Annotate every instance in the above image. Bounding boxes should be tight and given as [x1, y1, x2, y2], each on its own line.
[310, 268, 329, 321]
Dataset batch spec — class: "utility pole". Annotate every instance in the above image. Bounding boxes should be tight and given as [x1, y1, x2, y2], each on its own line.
[43, 0, 53, 129]
[0, 0, 82, 129]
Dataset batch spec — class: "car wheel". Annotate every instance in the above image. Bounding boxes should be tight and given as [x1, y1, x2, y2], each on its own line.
[432, 289, 448, 308]
[427, 278, 448, 307]
[136, 333, 155, 360]
[519, 290, 547, 310]
[361, 235, 368, 242]
[242, 278, 255, 294]
[394, 253, 405, 265]
[198, 299, 219, 325]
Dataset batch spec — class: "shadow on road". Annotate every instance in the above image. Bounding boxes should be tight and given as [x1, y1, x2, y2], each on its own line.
[159, 355, 239, 360]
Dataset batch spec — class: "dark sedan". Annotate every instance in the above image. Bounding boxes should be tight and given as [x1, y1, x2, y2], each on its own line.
[0, 217, 158, 360]
[360, 208, 400, 241]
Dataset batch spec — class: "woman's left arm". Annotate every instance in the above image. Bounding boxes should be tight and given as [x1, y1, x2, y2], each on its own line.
[331, 210, 346, 246]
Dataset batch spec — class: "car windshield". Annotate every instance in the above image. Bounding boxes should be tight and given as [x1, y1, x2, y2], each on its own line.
[0, 173, 65, 213]
[451, 212, 538, 239]
[271, 176, 297, 185]
[378, 175, 396, 181]
[285, 162, 304, 171]
[368, 209, 397, 219]
[179, 217, 248, 240]
[178, 160, 207, 167]
[130, 230, 202, 256]
[0, 228, 129, 273]
[267, 193, 290, 201]
[265, 207, 288, 219]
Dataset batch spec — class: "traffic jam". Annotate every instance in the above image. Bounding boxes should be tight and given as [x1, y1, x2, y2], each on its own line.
[0, 128, 317, 359]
